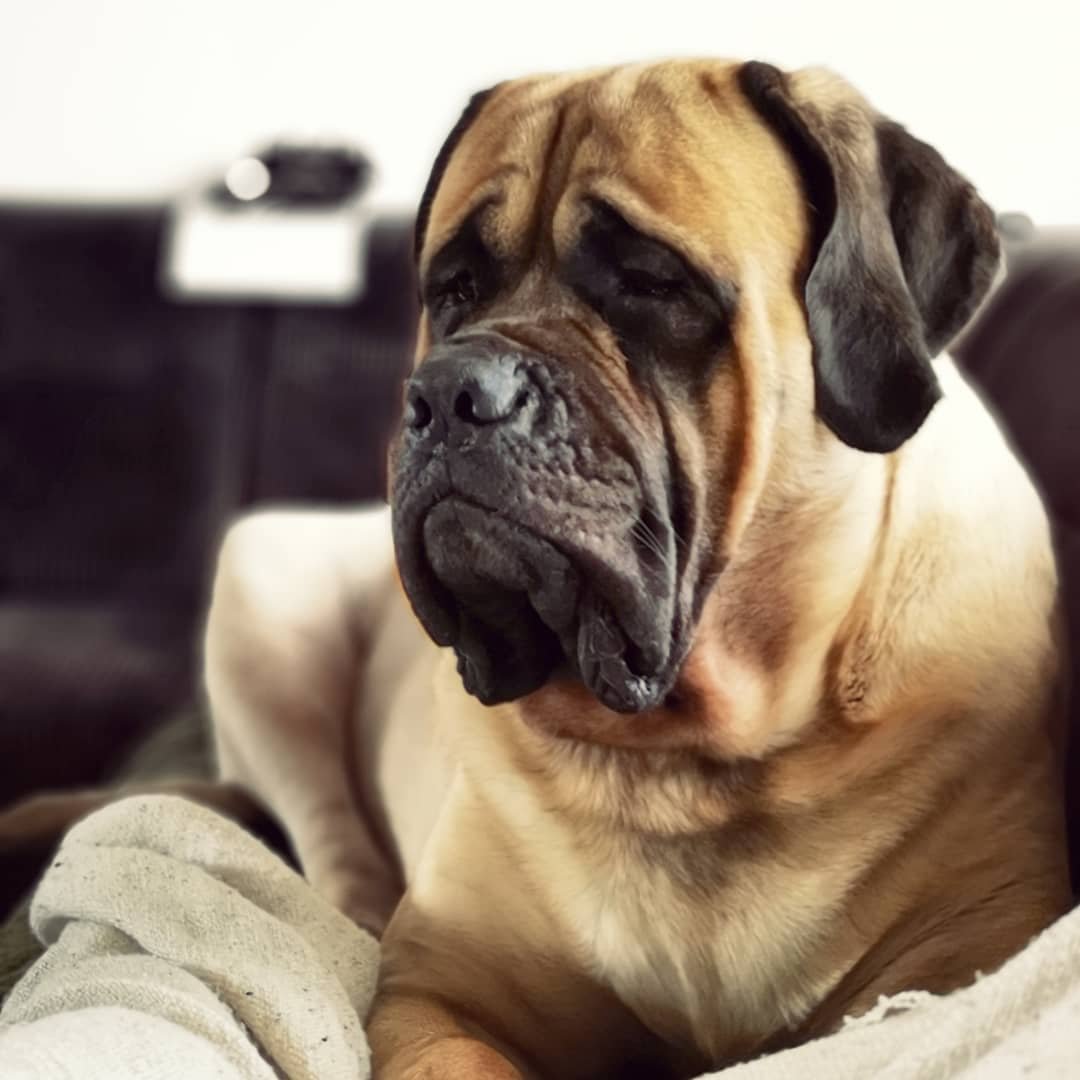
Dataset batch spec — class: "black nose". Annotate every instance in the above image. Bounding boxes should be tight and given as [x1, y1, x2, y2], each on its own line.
[404, 352, 531, 438]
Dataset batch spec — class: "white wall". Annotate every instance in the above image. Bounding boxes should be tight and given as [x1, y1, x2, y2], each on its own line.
[2, 0, 1078, 223]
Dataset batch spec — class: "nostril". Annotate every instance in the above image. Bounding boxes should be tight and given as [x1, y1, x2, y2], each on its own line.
[453, 390, 477, 423]
[406, 394, 433, 430]
[513, 389, 530, 412]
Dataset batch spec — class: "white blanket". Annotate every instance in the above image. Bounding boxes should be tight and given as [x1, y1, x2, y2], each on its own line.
[0, 795, 378, 1079]
[1, 794, 1077, 1079]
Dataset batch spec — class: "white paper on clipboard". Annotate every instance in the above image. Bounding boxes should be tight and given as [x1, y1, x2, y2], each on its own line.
[161, 187, 371, 305]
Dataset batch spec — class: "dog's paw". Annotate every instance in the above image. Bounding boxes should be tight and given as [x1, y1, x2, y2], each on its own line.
[379, 1037, 525, 1080]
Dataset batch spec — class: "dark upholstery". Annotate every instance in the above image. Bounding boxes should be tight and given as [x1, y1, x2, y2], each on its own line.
[954, 237, 1080, 890]
[0, 205, 417, 805]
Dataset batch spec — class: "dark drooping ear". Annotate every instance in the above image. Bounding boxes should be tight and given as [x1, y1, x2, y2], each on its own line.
[738, 62, 1000, 453]
[413, 86, 499, 264]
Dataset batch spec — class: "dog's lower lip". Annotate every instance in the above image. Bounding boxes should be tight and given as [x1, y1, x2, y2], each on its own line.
[403, 494, 678, 712]
[417, 497, 574, 704]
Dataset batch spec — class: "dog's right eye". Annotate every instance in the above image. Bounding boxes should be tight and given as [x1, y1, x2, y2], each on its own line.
[432, 270, 479, 309]
[422, 213, 501, 337]
[426, 268, 483, 336]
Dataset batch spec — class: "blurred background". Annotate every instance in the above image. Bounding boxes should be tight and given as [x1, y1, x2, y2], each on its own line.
[3, 0, 1080, 220]
[1, 0, 1078, 905]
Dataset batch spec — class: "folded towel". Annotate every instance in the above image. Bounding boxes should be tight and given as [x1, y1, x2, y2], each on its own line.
[0, 795, 378, 1080]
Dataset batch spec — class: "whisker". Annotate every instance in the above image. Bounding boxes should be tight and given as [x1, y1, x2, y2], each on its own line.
[632, 519, 674, 575]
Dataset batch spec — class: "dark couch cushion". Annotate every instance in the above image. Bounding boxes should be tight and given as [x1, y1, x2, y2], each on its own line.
[0, 206, 416, 809]
[0, 208, 251, 605]
[956, 241, 1080, 888]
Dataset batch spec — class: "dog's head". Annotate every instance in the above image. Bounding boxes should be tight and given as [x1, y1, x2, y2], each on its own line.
[390, 60, 999, 716]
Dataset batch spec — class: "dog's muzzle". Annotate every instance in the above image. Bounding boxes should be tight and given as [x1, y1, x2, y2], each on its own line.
[390, 333, 685, 713]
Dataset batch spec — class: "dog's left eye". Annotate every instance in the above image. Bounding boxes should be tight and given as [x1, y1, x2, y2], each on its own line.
[617, 269, 685, 301]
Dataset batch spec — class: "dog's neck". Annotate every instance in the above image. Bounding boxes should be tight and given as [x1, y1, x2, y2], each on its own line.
[517, 435, 893, 764]
[677, 438, 894, 760]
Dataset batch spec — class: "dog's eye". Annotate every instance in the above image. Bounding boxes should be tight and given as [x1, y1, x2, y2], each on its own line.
[432, 269, 479, 309]
[617, 269, 685, 301]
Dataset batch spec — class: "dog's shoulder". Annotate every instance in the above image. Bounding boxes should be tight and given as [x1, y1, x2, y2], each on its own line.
[840, 355, 1059, 721]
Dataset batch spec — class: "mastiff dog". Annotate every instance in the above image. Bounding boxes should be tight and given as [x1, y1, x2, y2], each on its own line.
[184, 59, 1071, 1078]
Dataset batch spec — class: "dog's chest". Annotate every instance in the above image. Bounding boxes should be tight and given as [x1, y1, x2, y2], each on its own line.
[454, 697, 851, 1064]
[560, 830, 841, 1062]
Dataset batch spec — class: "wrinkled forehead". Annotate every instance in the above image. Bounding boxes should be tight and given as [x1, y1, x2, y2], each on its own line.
[420, 60, 812, 281]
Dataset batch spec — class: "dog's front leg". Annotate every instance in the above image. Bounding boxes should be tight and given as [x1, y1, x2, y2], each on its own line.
[366, 787, 669, 1080]
[205, 507, 404, 933]
[368, 899, 661, 1080]
[367, 893, 532, 1080]
[369, 991, 524, 1080]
